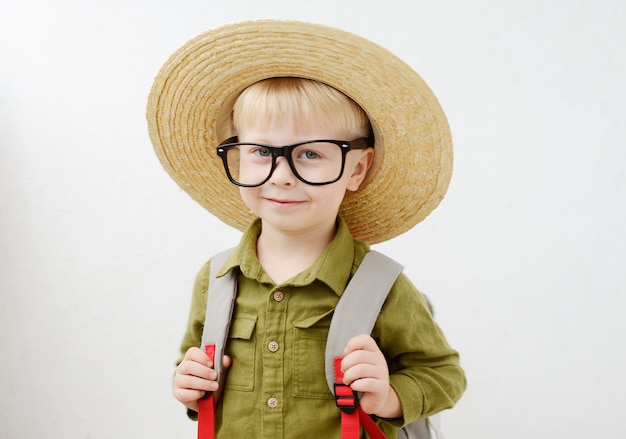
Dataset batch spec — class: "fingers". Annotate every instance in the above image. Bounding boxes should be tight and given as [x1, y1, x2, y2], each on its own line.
[341, 358, 386, 388]
[341, 335, 388, 391]
[342, 334, 385, 382]
[174, 348, 231, 409]
[341, 335, 393, 416]
[343, 334, 379, 355]
[184, 346, 214, 367]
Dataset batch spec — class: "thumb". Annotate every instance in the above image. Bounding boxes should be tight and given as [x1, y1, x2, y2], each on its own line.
[222, 354, 232, 370]
[213, 355, 232, 403]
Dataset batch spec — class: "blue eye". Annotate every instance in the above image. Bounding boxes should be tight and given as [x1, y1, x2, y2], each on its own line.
[303, 150, 320, 159]
[254, 147, 271, 157]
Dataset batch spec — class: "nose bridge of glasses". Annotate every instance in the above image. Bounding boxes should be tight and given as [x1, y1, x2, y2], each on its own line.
[268, 144, 290, 159]
[272, 152, 294, 171]
[266, 153, 298, 186]
[270, 145, 296, 174]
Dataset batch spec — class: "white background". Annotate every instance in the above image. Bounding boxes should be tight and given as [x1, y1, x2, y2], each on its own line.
[1, 0, 625, 438]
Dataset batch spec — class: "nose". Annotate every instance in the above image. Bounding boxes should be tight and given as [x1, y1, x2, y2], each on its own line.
[268, 156, 297, 186]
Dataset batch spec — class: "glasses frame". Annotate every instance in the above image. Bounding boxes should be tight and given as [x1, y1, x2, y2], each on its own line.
[216, 136, 373, 187]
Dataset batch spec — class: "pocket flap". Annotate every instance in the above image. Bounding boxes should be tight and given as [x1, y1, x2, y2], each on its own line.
[292, 308, 334, 329]
[229, 313, 257, 339]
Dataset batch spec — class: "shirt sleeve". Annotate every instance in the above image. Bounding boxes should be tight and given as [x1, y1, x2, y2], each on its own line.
[175, 260, 213, 421]
[176, 260, 211, 367]
[372, 272, 466, 427]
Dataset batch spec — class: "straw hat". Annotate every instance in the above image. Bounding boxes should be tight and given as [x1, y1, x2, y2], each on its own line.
[147, 19, 452, 244]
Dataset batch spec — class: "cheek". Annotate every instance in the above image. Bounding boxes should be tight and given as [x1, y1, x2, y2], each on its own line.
[314, 185, 348, 211]
[239, 187, 259, 210]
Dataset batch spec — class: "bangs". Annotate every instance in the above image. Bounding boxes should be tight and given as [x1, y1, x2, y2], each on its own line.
[232, 77, 371, 138]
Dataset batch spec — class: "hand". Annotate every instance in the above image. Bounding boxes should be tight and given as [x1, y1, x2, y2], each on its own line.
[173, 347, 232, 412]
[341, 334, 402, 418]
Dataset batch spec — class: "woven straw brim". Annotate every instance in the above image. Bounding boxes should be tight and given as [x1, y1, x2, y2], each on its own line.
[146, 19, 452, 244]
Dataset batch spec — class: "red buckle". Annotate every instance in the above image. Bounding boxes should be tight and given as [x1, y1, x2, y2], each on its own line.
[334, 383, 359, 414]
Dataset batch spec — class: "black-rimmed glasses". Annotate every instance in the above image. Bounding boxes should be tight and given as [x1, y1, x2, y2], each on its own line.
[216, 137, 372, 187]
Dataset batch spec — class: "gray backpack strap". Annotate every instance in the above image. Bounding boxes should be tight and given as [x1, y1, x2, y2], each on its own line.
[200, 248, 237, 381]
[325, 250, 404, 393]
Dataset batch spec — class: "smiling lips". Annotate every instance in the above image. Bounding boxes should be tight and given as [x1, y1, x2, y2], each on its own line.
[265, 197, 305, 208]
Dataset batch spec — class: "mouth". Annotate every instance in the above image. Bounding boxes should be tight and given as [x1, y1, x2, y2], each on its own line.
[265, 197, 305, 207]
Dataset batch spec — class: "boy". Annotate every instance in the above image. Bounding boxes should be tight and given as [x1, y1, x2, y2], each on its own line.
[147, 20, 465, 438]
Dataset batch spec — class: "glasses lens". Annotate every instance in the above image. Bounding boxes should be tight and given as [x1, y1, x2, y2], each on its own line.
[225, 144, 273, 186]
[291, 141, 344, 184]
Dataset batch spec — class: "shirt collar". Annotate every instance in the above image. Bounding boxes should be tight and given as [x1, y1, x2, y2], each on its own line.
[216, 216, 369, 297]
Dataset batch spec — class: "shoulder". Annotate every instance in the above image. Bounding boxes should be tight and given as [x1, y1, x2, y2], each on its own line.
[192, 259, 212, 291]
[191, 250, 234, 302]
[386, 272, 432, 314]
[373, 270, 435, 337]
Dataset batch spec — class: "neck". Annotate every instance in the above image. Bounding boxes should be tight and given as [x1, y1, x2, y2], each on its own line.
[256, 221, 337, 284]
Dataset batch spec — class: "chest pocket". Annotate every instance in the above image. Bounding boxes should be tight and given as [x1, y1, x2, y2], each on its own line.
[225, 313, 257, 392]
[292, 309, 334, 399]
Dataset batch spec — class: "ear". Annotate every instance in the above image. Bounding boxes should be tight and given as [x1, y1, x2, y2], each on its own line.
[346, 148, 374, 192]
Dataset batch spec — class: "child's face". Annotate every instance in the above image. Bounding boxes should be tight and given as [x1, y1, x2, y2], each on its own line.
[236, 120, 373, 238]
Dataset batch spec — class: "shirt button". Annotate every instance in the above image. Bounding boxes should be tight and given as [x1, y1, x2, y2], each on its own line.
[273, 291, 284, 302]
[268, 341, 279, 352]
[267, 397, 279, 408]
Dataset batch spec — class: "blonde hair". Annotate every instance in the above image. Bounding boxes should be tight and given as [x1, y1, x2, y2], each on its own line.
[232, 77, 371, 139]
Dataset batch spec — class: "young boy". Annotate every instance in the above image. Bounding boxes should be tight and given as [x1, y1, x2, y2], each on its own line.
[147, 20, 465, 438]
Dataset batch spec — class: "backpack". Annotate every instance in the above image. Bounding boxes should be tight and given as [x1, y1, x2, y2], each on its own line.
[198, 249, 443, 439]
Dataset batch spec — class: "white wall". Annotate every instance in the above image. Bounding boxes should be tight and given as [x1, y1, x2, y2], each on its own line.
[1, 0, 624, 437]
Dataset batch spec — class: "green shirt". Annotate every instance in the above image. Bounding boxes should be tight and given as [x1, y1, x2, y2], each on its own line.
[178, 217, 465, 438]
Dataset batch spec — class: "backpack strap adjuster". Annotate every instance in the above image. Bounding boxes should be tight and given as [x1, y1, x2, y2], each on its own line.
[334, 382, 360, 414]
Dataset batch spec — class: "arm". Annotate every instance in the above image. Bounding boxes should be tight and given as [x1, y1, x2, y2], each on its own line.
[350, 273, 466, 425]
[174, 259, 232, 415]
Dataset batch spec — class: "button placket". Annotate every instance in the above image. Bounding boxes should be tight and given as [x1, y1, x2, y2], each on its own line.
[261, 287, 287, 422]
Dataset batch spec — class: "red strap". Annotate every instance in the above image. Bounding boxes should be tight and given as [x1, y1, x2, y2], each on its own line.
[198, 344, 216, 439]
[358, 409, 387, 439]
[333, 357, 387, 439]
